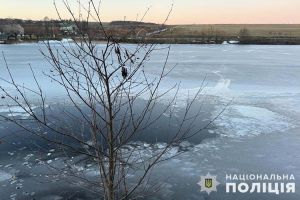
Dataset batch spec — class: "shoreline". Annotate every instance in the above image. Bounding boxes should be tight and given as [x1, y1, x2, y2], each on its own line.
[3, 39, 300, 45]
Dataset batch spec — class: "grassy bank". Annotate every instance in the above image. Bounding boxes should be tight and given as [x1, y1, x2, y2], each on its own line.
[2, 23, 300, 45]
[152, 24, 300, 44]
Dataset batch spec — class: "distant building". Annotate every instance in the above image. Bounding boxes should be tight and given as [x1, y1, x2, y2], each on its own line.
[59, 23, 78, 35]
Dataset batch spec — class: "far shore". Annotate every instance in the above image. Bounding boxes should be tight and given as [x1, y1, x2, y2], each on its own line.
[2, 21, 300, 45]
[2, 38, 300, 45]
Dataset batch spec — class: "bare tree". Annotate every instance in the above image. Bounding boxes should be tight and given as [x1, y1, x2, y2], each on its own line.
[0, 1, 220, 199]
[0, 24, 24, 40]
[238, 28, 250, 43]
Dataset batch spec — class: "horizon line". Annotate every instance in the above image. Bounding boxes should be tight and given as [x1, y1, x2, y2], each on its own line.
[1, 18, 300, 26]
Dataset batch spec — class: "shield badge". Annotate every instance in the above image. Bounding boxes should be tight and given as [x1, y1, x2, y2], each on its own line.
[205, 179, 213, 188]
[198, 173, 220, 195]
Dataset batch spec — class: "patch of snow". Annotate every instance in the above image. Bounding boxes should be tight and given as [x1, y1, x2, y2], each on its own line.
[228, 40, 239, 44]
[0, 171, 12, 182]
[222, 40, 239, 45]
[143, 143, 150, 148]
[222, 41, 229, 45]
[61, 38, 74, 43]
[24, 154, 34, 161]
[10, 193, 17, 200]
[4, 164, 13, 168]
[179, 141, 192, 148]
[155, 143, 167, 149]
[214, 105, 294, 137]
[205, 78, 232, 97]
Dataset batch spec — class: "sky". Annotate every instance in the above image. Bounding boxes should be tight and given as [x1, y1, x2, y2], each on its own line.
[0, 0, 300, 24]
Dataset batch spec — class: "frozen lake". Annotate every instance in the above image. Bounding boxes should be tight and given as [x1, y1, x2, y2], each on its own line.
[0, 43, 300, 200]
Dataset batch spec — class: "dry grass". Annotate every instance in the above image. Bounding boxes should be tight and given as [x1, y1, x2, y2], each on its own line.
[158, 24, 300, 38]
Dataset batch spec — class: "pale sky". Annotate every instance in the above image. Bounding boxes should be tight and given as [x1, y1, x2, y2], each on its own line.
[0, 0, 300, 24]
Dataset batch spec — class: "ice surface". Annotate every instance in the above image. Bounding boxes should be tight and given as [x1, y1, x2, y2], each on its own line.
[0, 106, 26, 113]
[40, 195, 63, 200]
[0, 43, 299, 144]
[0, 105, 36, 119]
[214, 105, 294, 137]
[0, 44, 300, 199]
[0, 171, 12, 182]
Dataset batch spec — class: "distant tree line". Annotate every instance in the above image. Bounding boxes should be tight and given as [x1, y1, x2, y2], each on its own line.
[0, 18, 163, 42]
[0, 18, 79, 41]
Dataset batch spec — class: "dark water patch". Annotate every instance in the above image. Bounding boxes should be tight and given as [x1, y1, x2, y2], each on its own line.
[0, 99, 217, 154]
